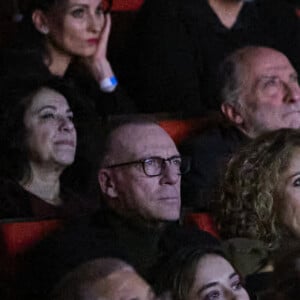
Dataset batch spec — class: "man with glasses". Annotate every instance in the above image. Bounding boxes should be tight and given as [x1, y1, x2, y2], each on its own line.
[181, 46, 300, 211]
[98, 120, 190, 224]
[22, 118, 218, 299]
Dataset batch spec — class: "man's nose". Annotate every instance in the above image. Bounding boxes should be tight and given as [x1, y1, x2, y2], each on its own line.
[160, 162, 180, 185]
[284, 82, 300, 103]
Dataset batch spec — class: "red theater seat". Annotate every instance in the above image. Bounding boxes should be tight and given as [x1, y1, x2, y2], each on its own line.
[111, 0, 144, 11]
[158, 114, 221, 145]
[0, 219, 63, 299]
[0, 219, 62, 278]
[1, 219, 62, 258]
[184, 213, 219, 238]
[159, 119, 206, 144]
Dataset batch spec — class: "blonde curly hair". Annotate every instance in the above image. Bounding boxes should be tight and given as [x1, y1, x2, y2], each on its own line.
[215, 128, 300, 249]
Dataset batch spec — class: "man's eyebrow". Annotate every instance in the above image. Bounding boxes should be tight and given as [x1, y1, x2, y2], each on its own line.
[257, 75, 277, 80]
[253, 75, 276, 88]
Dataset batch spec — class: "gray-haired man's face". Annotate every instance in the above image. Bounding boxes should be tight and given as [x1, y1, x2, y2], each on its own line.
[238, 48, 300, 138]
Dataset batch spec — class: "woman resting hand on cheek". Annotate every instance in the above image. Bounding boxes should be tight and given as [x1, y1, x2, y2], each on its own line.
[1, 0, 135, 116]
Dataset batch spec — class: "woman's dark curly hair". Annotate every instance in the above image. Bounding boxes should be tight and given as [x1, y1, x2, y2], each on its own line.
[215, 128, 300, 249]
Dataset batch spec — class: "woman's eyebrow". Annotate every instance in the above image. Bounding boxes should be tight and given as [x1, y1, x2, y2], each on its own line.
[67, 3, 89, 9]
[198, 281, 218, 294]
[229, 272, 238, 280]
[36, 105, 56, 113]
[198, 272, 238, 294]
[287, 171, 300, 180]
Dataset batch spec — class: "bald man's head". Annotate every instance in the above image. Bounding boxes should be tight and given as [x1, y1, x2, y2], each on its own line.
[98, 120, 182, 224]
[50, 258, 155, 300]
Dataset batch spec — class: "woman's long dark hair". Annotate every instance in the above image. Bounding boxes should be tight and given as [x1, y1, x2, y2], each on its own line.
[155, 245, 228, 300]
[0, 74, 100, 184]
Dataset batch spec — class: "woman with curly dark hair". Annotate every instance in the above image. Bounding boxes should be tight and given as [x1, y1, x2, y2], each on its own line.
[214, 129, 300, 288]
[213, 128, 300, 298]
[216, 128, 300, 246]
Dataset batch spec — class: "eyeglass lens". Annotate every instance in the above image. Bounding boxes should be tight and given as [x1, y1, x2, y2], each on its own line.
[143, 157, 190, 176]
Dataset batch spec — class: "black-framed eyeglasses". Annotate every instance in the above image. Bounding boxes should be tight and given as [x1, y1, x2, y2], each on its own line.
[105, 156, 191, 177]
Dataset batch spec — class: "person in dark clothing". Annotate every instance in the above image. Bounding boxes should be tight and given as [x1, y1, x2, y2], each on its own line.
[180, 46, 300, 211]
[49, 258, 156, 300]
[180, 123, 248, 211]
[122, 0, 300, 114]
[270, 241, 300, 300]
[0, 77, 100, 219]
[0, 0, 135, 116]
[215, 128, 300, 299]
[18, 119, 219, 299]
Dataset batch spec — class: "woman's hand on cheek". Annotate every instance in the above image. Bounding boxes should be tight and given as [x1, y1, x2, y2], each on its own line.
[86, 14, 115, 81]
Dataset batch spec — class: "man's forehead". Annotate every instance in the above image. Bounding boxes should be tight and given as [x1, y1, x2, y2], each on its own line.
[257, 64, 296, 77]
[248, 49, 294, 75]
[110, 124, 178, 160]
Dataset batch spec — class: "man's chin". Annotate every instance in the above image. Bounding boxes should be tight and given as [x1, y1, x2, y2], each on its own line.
[287, 119, 300, 130]
[159, 211, 180, 222]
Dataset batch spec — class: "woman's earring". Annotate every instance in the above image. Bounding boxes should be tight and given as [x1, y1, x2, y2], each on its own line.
[41, 26, 49, 34]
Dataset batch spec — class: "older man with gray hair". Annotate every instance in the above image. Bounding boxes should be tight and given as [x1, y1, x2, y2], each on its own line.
[181, 46, 300, 210]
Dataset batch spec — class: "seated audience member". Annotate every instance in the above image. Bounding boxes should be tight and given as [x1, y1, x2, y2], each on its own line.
[50, 258, 156, 300]
[122, 0, 300, 114]
[269, 242, 300, 300]
[0, 0, 135, 116]
[0, 77, 99, 219]
[19, 118, 219, 299]
[215, 129, 300, 297]
[180, 46, 300, 211]
[155, 245, 249, 300]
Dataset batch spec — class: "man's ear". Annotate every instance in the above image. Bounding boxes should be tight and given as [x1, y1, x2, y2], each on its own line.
[98, 169, 118, 198]
[221, 103, 244, 125]
[32, 9, 50, 34]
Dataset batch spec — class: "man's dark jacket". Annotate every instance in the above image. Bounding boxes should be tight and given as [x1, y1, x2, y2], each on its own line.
[19, 208, 219, 299]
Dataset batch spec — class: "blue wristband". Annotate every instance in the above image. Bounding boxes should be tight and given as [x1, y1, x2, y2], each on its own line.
[100, 76, 118, 93]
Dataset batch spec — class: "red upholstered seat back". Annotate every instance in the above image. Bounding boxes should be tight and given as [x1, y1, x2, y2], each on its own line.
[184, 213, 219, 238]
[112, 0, 144, 11]
[159, 117, 216, 145]
[0, 219, 62, 281]
[0, 219, 62, 299]
[1, 219, 62, 258]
